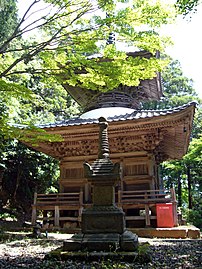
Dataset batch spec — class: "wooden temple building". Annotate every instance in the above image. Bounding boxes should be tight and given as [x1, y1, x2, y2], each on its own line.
[29, 51, 196, 229]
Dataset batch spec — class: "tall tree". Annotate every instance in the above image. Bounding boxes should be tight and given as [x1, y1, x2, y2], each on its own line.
[183, 135, 202, 227]
[1, 141, 60, 219]
[0, 1, 74, 218]
[143, 57, 200, 110]
[149, 57, 202, 227]
[0, 0, 175, 83]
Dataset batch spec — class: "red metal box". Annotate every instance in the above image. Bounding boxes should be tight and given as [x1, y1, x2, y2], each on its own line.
[156, 203, 174, 228]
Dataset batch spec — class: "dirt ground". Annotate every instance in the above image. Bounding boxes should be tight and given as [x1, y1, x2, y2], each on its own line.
[0, 232, 202, 268]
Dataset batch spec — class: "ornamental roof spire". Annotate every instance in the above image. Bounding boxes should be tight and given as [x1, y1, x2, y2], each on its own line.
[106, 13, 115, 46]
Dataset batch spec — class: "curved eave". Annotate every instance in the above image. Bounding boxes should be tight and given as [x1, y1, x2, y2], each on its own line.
[24, 102, 196, 161]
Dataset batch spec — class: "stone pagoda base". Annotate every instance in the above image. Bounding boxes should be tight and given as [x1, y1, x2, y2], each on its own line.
[46, 247, 142, 263]
[63, 230, 138, 252]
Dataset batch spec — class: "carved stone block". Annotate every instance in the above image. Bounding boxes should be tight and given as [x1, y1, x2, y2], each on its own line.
[120, 230, 139, 251]
[81, 207, 125, 234]
[82, 233, 120, 251]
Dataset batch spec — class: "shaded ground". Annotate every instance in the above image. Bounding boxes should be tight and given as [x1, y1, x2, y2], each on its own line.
[0, 232, 201, 268]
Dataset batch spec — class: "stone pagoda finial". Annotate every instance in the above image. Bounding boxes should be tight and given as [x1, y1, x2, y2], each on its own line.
[83, 117, 120, 180]
[98, 117, 110, 159]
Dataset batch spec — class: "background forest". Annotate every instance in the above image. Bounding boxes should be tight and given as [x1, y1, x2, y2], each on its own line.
[0, 0, 201, 228]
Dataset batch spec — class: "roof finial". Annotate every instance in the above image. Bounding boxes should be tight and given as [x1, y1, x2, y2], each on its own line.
[106, 32, 115, 45]
[106, 13, 115, 45]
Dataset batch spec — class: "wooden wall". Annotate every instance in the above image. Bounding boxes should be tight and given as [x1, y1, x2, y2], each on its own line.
[59, 153, 158, 201]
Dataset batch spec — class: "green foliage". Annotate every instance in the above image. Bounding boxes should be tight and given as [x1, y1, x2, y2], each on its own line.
[185, 206, 202, 229]
[138, 242, 150, 256]
[0, 0, 176, 141]
[143, 58, 200, 110]
[0, 0, 176, 83]
[40, 0, 175, 92]
[0, 79, 32, 99]
[1, 141, 60, 214]
[0, 80, 65, 143]
[0, 212, 17, 221]
[24, 75, 81, 122]
[46, 186, 58, 194]
[184, 135, 202, 164]
[0, 1, 81, 216]
[162, 132, 202, 223]
[61, 51, 168, 92]
[175, 0, 201, 16]
[0, 0, 18, 43]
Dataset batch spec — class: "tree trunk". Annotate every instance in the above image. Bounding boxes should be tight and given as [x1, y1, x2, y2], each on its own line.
[13, 165, 22, 202]
[177, 173, 182, 207]
[187, 165, 192, 209]
[0, 168, 5, 191]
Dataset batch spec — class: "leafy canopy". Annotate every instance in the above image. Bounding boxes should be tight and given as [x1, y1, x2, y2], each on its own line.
[39, 0, 176, 91]
[175, 0, 201, 16]
[0, 0, 176, 140]
[0, 0, 176, 90]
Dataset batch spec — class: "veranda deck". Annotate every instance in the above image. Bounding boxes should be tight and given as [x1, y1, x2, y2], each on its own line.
[31, 188, 178, 229]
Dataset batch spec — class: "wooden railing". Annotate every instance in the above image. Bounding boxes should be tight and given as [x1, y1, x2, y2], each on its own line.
[32, 190, 83, 227]
[34, 192, 83, 206]
[117, 188, 177, 227]
[118, 189, 174, 205]
[31, 188, 178, 228]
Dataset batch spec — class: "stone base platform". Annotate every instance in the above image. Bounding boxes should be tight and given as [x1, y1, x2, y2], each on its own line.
[45, 248, 143, 262]
[130, 225, 200, 239]
[63, 231, 138, 252]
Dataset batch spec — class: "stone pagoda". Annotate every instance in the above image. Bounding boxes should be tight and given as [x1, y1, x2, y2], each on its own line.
[62, 117, 138, 252]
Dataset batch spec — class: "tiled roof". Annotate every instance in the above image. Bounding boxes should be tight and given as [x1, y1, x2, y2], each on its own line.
[38, 101, 197, 129]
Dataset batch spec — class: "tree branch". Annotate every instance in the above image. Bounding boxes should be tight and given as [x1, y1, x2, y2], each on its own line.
[0, 1, 98, 78]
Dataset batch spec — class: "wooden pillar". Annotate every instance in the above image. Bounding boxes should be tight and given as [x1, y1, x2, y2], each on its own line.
[31, 206, 37, 225]
[148, 154, 155, 190]
[59, 184, 64, 193]
[145, 192, 151, 226]
[84, 183, 89, 202]
[157, 165, 164, 190]
[54, 206, 60, 227]
[33, 191, 37, 204]
[145, 205, 151, 226]
[79, 187, 83, 206]
[43, 211, 48, 225]
[171, 188, 178, 226]
[31, 192, 37, 225]
[78, 187, 83, 222]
